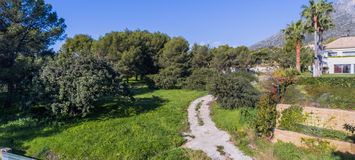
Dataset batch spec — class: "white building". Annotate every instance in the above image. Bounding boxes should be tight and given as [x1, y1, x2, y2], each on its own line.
[323, 36, 355, 74]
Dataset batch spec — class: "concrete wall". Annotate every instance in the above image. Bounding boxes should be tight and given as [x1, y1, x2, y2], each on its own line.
[273, 129, 355, 154]
[276, 104, 355, 132]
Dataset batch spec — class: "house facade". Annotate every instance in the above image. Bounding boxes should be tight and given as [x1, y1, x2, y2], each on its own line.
[323, 36, 355, 74]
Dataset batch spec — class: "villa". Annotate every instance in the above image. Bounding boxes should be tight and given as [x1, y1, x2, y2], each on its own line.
[323, 36, 355, 74]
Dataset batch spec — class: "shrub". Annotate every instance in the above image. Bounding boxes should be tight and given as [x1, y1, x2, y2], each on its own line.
[209, 73, 259, 109]
[301, 138, 334, 153]
[35, 56, 126, 117]
[297, 77, 355, 88]
[344, 124, 355, 134]
[183, 68, 217, 91]
[254, 95, 277, 137]
[150, 67, 185, 89]
[271, 68, 300, 102]
[279, 105, 306, 130]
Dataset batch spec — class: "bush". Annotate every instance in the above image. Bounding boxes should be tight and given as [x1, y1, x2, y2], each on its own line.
[255, 94, 277, 137]
[150, 67, 185, 89]
[183, 68, 217, 90]
[297, 77, 355, 88]
[271, 68, 300, 102]
[209, 73, 259, 109]
[35, 56, 126, 117]
[279, 106, 306, 130]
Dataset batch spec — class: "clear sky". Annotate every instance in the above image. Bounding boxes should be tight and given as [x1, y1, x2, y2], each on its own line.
[46, 0, 312, 51]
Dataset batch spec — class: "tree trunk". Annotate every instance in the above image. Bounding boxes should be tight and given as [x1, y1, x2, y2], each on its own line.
[296, 40, 301, 72]
[313, 16, 321, 77]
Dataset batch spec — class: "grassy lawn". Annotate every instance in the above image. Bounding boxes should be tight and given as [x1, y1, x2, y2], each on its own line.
[0, 89, 209, 159]
[283, 85, 355, 110]
[210, 103, 349, 160]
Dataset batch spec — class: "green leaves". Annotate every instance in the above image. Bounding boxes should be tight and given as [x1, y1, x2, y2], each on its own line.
[209, 73, 259, 109]
[36, 56, 126, 117]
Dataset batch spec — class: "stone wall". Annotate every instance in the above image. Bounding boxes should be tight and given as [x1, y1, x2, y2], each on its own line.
[276, 104, 355, 132]
[273, 129, 355, 154]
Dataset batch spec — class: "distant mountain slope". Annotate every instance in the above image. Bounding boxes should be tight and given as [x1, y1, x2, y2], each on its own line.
[250, 0, 355, 49]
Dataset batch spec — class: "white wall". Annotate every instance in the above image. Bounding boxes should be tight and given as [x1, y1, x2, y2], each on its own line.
[324, 48, 355, 74]
[327, 57, 355, 74]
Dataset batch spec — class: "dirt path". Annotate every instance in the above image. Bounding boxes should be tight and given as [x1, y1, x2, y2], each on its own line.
[183, 95, 252, 160]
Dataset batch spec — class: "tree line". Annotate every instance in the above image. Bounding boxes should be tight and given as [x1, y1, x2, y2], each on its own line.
[0, 0, 318, 119]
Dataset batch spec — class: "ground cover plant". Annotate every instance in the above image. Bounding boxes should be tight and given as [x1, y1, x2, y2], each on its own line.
[283, 84, 355, 110]
[0, 89, 208, 159]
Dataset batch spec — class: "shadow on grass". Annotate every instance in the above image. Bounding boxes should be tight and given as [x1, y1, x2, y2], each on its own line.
[332, 151, 355, 160]
[0, 119, 66, 155]
[131, 87, 155, 96]
[90, 95, 166, 120]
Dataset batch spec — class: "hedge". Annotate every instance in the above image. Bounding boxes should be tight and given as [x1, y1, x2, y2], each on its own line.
[297, 77, 355, 88]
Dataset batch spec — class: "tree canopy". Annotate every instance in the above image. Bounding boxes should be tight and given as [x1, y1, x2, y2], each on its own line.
[0, 0, 66, 108]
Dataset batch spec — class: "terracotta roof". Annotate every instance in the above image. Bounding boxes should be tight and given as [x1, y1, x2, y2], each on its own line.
[325, 36, 355, 49]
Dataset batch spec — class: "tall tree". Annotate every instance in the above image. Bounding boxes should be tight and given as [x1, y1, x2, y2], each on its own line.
[283, 20, 305, 72]
[301, 0, 334, 77]
[92, 30, 169, 77]
[59, 34, 94, 58]
[0, 0, 66, 107]
[159, 37, 190, 75]
[211, 45, 253, 72]
[190, 44, 212, 69]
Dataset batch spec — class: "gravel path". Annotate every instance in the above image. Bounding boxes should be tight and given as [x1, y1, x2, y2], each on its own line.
[183, 95, 252, 160]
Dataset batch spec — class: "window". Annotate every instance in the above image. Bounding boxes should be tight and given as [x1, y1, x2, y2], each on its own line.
[328, 52, 337, 57]
[334, 64, 351, 73]
[342, 51, 355, 56]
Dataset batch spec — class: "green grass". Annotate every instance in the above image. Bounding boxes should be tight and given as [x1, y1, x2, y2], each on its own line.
[210, 103, 257, 156]
[0, 89, 209, 159]
[281, 124, 354, 143]
[283, 85, 355, 110]
[321, 74, 355, 77]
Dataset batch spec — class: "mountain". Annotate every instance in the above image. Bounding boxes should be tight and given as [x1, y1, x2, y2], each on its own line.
[250, 0, 355, 49]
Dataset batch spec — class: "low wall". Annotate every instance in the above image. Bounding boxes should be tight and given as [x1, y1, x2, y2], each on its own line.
[273, 129, 355, 154]
[277, 104, 355, 132]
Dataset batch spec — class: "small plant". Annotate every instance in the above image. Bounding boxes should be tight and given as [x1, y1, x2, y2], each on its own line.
[344, 124, 355, 134]
[216, 145, 226, 156]
[255, 94, 277, 138]
[279, 105, 306, 130]
[301, 138, 334, 153]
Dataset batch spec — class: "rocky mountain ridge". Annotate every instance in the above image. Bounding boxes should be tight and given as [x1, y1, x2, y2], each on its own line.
[250, 0, 355, 49]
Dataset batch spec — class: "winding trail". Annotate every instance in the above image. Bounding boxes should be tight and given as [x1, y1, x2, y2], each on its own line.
[183, 95, 252, 160]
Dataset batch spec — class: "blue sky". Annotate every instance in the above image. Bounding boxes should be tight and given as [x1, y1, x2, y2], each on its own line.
[46, 0, 312, 51]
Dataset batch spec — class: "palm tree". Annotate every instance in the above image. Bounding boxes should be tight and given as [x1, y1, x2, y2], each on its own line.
[301, 0, 334, 77]
[284, 20, 305, 72]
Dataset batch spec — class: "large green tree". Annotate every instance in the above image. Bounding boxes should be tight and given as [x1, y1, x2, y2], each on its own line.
[59, 34, 94, 58]
[190, 44, 212, 69]
[301, 0, 334, 77]
[151, 37, 190, 89]
[211, 46, 254, 72]
[0, 0, 66, 108]
[36, 56, 125, 117]
[283, 20, 305, 72]
[92, 30, 169, 77]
